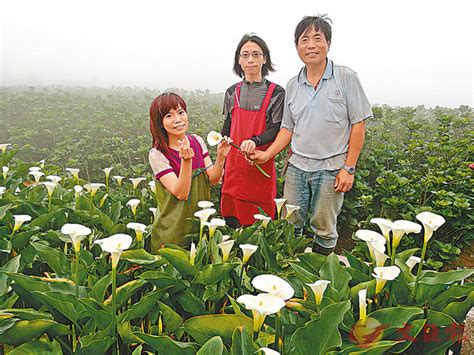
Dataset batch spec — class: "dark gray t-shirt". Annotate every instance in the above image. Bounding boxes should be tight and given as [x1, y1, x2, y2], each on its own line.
[221, 79, 285, 146]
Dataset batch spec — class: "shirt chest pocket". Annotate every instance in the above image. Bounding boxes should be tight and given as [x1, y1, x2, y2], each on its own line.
[324, 90, 348, 123]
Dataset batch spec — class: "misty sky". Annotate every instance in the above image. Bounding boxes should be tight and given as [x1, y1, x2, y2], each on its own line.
[1, 0, 472, 107]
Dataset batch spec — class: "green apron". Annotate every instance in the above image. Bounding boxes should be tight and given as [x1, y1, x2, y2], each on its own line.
[151, 170, 210, 252]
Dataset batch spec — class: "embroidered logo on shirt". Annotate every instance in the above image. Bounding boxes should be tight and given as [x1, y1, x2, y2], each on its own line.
[254, 105, 261, 110]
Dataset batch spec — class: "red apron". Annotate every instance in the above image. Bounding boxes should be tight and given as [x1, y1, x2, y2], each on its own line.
[221, 82, 277, 225]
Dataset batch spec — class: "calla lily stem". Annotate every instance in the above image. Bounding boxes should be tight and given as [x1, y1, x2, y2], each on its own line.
[413, 241, 428, 300]
[75, 250, 80, 298]
[229, 142, 270, 178]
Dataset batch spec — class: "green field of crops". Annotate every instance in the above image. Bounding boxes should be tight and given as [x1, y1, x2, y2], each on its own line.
[0, 86, 472, 354]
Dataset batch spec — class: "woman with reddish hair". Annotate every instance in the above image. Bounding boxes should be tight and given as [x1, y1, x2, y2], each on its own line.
[149, 92, 231, 250]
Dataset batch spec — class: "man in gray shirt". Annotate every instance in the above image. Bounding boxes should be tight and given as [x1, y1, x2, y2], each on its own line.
[250, 15, 372, 255]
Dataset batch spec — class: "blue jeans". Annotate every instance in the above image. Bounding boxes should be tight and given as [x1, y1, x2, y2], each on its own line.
[283, 164, 344, 249]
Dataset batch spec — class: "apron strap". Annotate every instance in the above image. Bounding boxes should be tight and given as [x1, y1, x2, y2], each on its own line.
[234, 81, 276, 111]
[234, 82, 244, 109]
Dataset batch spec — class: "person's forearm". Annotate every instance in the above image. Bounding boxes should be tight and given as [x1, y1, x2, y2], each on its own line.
[345, 121, 366, 167]
[264, 127, 293, 158]
[173, 159, 193, 200]
[207, 156, 225, 185]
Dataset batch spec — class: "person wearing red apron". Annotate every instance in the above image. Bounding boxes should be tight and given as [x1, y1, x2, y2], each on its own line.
[221, 34, 285, 227]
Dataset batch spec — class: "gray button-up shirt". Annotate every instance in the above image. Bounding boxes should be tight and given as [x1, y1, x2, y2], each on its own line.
[281, 60, 373, 172]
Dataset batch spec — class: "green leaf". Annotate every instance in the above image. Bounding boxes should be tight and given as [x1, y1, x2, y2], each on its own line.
[431, 284, 474, 310]
[7, 338, 62, 354]
[230, 325, 258, 355]
[0, 239, 12, 253]
[119, 290, 166, 323]
[139, 270, 188, 292]
[158, 247, 197, 278]
[287, 301, 351, 355]
[0, 319, 58, 346]
[30, 208, 66, 228]
[77, 327, 115, 354]
[32, 291, 88, 324]
[11, 228, 40, 250]
[0, 255, 20, 296]
[158, 301, 184, 332]
[389, 319, 426, 353]
[419, 269, 474, 285]
[330, 340, 403, 355]
[197, 336, 224, 355]
[104, 279, 147, 310]
[369, 307, 424, 331]
[1, 308, 53, 321]
[121, 248, 162, 265]
[176, 289, 206, 316]
[297, 252, 327, 274]
[192, 263, 239, 285]
[319, 254, 352, 297]
[0, 203, 12, 220]
[135, 333, 197, 354]
[31, 242, 70, 277]
[184, 314, 253, 345]
[442, 290, 474, 323]
[90, 273, 112, 302]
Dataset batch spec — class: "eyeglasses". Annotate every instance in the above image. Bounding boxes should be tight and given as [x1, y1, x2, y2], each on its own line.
[239, 51, 264, 59]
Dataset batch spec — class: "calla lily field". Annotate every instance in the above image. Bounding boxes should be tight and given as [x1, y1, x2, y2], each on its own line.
[0, 87, 472, 354]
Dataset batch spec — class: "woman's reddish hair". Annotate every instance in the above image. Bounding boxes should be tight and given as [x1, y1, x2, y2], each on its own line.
[149, 93, 187, 154]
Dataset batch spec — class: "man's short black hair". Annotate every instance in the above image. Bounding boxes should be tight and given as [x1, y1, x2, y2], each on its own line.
[294, 15, 332, 45]
[233, 33, 275, 78]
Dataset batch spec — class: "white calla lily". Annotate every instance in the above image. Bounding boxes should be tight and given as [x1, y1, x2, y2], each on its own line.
[259, 347, 280, 355]
[2, 166, 9, 179]
[372, 266, 401, 294]
[74, 185, 83, 197]
[130, 177, 146, 190]
[42, 181, 57, 197]
[94, 234, 133, 269]
[126, 222, 147, 244]
[207, 131, 223, 146]
[204, 218, 226, 238]
[149, 207, 157, 217]
[370, 218, 394, 243]
[274, 198, 286, 219]
[83, 183, 105, 197]
[391, 220, 421, 248]
[46, 175, 62, 184]
[126, 199, 141, 216]
[30, 171, 44, 183]
[254, 214, 271, 228]
[198, 200, 214, 209]
[406, 256, 421, 271]
[113, 175, 124, 186]
[306, 280, 331, 305]
[0, 186, 6, 197]
[0, 144, 11, 154]
[358, 289, 367, 322]
[252, 274, 295, 300]
[194, 208, 216, 223]
[61, 223, 92, 252]
[13, 214, 32, 233]
[416, 211, 446, 243]
[148, 180, 156, 194]
[103, 167, 113, 179]
[285, 204, 301, 220]
[39, 159, 45, 168]
[240, 244, 258, 263]
[355, 229, 386, 259]
[218, 239, 234, 262]
[221, 234, 231, 242]
[371, 241, 389, 267]
[189, 242, 196, 265]
[29, 166, 41, 172]
[237, 293, 286, 333]
[66, 168, 80, 180]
